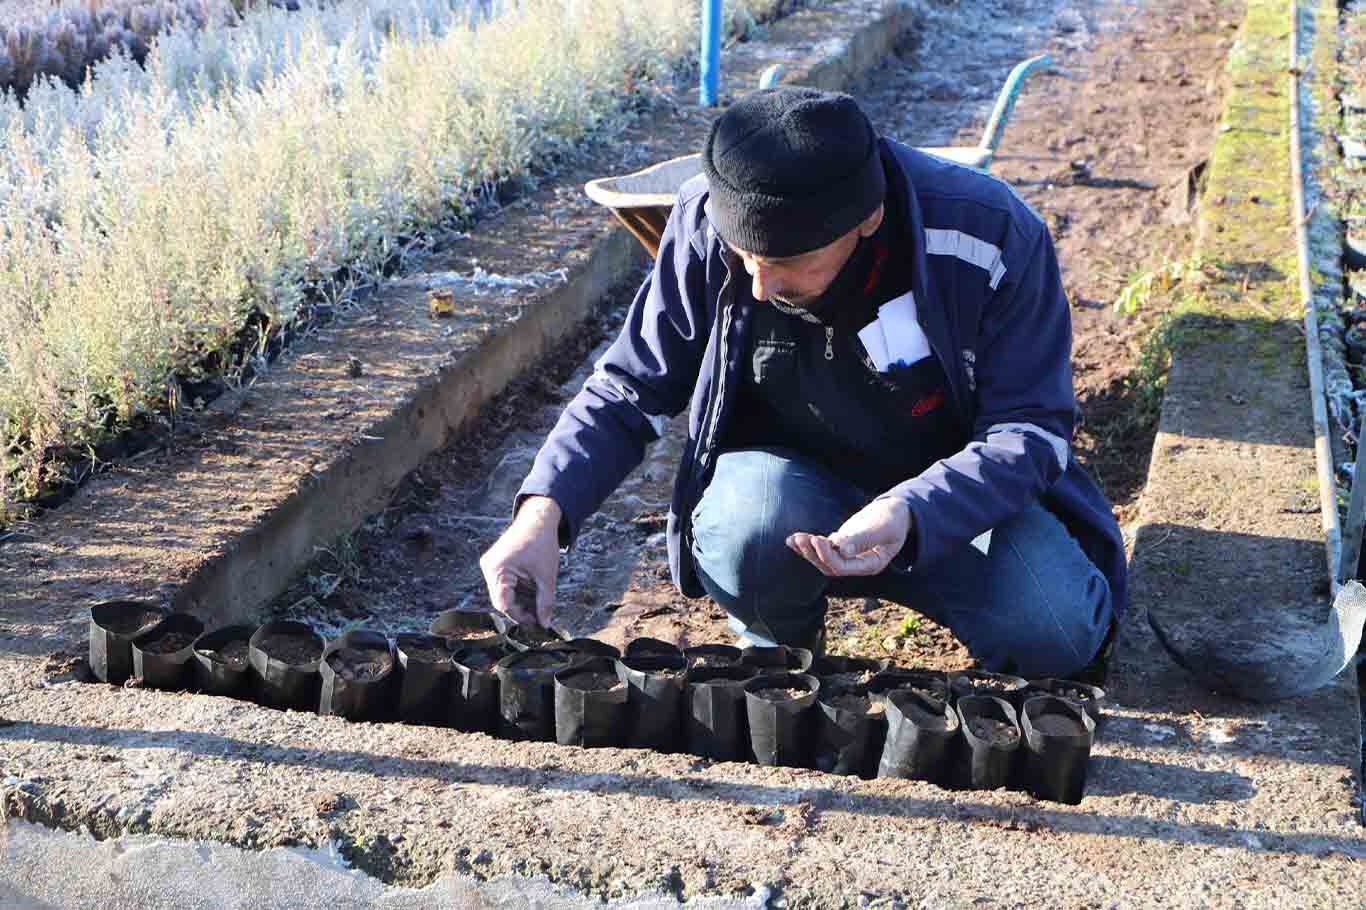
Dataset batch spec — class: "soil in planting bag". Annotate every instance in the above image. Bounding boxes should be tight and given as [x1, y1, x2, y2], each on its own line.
[867, 668, 950, 709]
[132, 613, 205, 691]
[449, 642, 506, 732]
[89, 601, 167, 685]
[811, 655, 885, 690]
[193, 625, 257, 697]
[623, 637, 685, 661]
[495, 648, 573, 741]
[320, 630, 399, 722]
[554, 658, 629, 748]
[1019, 695, 1096, 804]
[948, 670, 1029, 706]
[1024, 678, 1107, 723]
[617, 653, 689, 752]
[741, 645, 814, 673]
[504, 622, 568, 651]
[396, 633, 457, 725]
[684, 643, 743, 670]
[955, 695, 1023, 790]
[561, 638, 621, 664]
[684, 663, 758, 761]
[429, 608, 503, 649]
[814, 683, 886, 778]
[876, 688, 961, 785]
[743, 672, 820, 768]
[249, 621, 326, 711]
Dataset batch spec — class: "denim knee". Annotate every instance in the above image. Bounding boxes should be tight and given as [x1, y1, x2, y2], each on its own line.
[689, 449, 859, 643]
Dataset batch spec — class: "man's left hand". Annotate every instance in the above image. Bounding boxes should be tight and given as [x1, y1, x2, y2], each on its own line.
[786, 497, 911, 576]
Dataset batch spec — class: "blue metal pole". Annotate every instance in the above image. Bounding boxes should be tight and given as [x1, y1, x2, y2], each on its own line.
[700, 0, 721, 106]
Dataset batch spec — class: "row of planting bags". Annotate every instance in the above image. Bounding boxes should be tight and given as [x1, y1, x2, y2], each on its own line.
[87, 601, 1105, 804]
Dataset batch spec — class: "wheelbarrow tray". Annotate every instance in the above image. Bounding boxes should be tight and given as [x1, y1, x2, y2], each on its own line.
[585, 154, 703, 259]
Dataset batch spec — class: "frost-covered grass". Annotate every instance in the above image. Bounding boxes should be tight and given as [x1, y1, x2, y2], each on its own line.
[0, 0, 804, 514]
[0, 0, 247, 98]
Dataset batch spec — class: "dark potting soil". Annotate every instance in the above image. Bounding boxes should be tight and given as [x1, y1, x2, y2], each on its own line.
[102, 610, 165, 635]
[402, 643, 451, 664]
[201, 639, 250, 668]
[140, 632, 197, 654]
[756, 687, 807, 702]
[511, 624, 561, 646]
[827, 693, 874, 713]
[326, 647, 394, 680]
[1051, 685, 1095, 703]
[898, 697, 949, 728]
[443, 628, 495, 641]
[258, 633, 323, 666]
[506, 651, 569, 670]
[456, 649, 500, 671]
[969, 716, 1020, 746]
[689, 654, 737, 668]
[559, 670, 620, 690]
[959, 675, 1014, 691]
[824, 670, 875, 687]
[1032, 713, 1085, 737]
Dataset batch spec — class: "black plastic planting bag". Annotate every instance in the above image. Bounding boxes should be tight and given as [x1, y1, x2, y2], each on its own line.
[320, 630, 399, 722]
[396, 633, 456, 725]
[1020, 695, 1096, 804]
[193, 625, 257, 697]
[948, 670, 1029, 706]
[562, 638, 621, 663]
[743, 672, 819, 768]
[624, 637, 684, 661]
[685, 663, 757, 761]
[89, 601, 167, 685]
[249, 621, 326, 711]
[877, 689, 961, 784]
[429, 608, 503, 651]
[495, 648, 573, 741]
[955, 695, 1022, 790]
[132, 613, 205, 690]
[450, 642, 505, 732]
[867, 668, 950, 708]
[1025, 678, 1107, 723]
[684, 643, 743, 669]
[554, 658, 629, 748]
[814, 683, 885, 778]
[741, 645, 814, 673]
[617, 653, 688, 751]
[810, 655, 885, 688]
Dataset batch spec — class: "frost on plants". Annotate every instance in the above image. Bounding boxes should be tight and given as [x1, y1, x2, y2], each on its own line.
[0, 0, 819, 517]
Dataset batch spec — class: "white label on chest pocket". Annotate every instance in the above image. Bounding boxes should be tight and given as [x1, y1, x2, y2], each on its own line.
[877, 292, 933, 368]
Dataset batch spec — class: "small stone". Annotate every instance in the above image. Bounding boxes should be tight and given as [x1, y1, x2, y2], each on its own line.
[346, 356, 364, 378]
[473, 849, 493, 865]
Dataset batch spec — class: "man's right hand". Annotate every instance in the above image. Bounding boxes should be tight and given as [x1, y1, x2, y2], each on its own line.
[479, 496, 563, 626]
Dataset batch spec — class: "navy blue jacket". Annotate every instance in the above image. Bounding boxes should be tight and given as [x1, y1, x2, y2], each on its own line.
[518, 139, 1128, 619]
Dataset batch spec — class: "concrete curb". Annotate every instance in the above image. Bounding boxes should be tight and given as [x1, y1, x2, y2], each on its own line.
[1113, 0, 1362, 828]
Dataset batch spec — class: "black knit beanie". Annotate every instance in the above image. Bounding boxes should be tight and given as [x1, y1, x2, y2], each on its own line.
[703, 87, 885, 258]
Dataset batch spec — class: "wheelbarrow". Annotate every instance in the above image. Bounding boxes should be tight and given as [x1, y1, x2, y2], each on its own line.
[584, 54, 1052, 258]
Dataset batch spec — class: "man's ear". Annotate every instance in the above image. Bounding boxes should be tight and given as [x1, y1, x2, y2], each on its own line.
[858, 203, 885, 238]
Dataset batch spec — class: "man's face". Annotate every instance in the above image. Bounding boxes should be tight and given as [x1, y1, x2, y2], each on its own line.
[728, 204, 883, 308]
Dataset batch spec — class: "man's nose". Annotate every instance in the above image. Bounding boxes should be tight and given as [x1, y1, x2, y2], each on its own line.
[745, 259, 779, 301]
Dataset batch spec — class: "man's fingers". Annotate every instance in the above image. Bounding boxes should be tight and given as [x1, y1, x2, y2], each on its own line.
[493, 574, 536, 624]
[787, 532, 834, 576]
[789, 532, 893, 577]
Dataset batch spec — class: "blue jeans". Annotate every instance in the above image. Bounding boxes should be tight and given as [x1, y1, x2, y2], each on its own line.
[689, 448, 1114, 678]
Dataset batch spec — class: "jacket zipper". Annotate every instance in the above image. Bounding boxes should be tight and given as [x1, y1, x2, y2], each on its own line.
[824, 326, 835, 361]
[695, 268, 734, 475]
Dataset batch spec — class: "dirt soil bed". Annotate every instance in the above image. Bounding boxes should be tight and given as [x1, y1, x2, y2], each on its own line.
[268, 0, 1236, 674]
